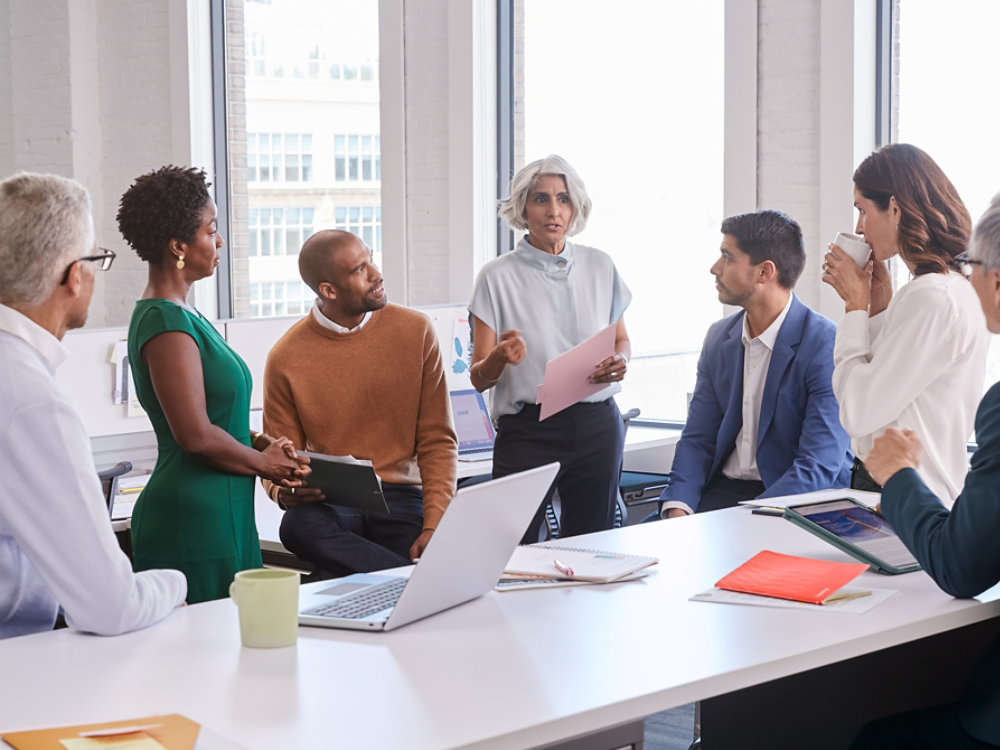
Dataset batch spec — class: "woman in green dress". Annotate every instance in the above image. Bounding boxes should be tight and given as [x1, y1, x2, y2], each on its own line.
[117, 166, 307, 603]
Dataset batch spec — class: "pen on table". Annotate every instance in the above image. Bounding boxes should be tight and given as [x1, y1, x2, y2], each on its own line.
[750, 506, 784, 517]
[553, 558, 575, 577]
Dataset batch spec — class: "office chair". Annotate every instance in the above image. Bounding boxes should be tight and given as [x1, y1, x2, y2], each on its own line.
[543, 407, 641, 541]
[97, 460, 133, 518]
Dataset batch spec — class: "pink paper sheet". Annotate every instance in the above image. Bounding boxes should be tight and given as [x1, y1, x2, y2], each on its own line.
[536, 323, 617, 421]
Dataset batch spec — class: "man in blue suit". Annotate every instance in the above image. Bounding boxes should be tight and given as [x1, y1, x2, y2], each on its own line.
[850, 202, 1000, 749]
[660, 210, 852, 518]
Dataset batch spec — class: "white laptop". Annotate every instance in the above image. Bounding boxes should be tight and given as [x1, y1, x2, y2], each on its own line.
[297, 462, 559, 632]
[449, 388, 496, 462]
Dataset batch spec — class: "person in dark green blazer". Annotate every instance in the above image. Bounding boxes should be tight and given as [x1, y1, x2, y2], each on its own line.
[851, 198, 1000, 750]
[118, 166, 307, 603]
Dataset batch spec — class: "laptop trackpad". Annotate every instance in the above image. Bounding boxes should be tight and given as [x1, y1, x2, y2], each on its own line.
[317, 582, 372, 597]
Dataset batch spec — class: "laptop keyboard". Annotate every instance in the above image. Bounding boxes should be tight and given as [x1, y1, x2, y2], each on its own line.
[303, 577, 407, 620]
[459, 449, 494, 461]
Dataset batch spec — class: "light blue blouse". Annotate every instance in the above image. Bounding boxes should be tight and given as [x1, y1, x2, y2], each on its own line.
[469, 237, 632, 419]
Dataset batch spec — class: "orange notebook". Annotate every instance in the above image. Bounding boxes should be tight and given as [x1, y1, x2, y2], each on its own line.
[715, 549, 869, 605]
[1, 714, 200, 750]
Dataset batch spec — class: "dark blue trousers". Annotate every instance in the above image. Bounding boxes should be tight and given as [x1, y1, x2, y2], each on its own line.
[279, 483, 424, 578]
[493, 399, 624, 544]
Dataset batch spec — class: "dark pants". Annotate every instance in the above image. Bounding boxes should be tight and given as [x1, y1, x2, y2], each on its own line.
[279, 483, 424, 578]
[852, 457, 883, 493]
[697, 473, 766, 513]
[851, 704, 999, 749]
[493, 399, 624, 544]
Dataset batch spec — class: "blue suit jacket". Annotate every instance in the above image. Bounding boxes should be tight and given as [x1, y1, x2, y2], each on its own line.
[663, 295, 852, 511]
[881, 382, 1000, 745]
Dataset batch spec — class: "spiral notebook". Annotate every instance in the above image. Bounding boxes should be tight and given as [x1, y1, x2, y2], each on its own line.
[503, 543, 659, 583]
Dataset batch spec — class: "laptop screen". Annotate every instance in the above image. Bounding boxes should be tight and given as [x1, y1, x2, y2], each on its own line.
[449, 389, 496, 452]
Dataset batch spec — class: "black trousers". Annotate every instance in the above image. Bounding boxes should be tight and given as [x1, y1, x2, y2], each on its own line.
[493, 399, 624, 544]
[851, 457, 883, 493]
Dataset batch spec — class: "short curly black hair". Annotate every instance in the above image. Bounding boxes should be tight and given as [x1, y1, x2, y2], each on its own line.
[117, 166, 212, 265]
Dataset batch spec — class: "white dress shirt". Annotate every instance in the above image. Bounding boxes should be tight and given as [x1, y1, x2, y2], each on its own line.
[0, 304, 186, 639]
[721, 293, 794, 481]
[833, 271, 987, 507]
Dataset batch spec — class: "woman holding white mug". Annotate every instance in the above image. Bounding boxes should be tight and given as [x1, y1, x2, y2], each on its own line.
[821, 143, 987, 506]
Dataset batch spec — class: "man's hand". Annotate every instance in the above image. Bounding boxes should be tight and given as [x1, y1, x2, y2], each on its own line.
[664, 508, 688, 519]
[277, 485, 325, 509]
[409, 529, 434, 562]
[865, 428, 923, 486]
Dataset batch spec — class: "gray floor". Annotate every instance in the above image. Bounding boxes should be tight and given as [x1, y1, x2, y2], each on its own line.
[644, 703, 696, 750]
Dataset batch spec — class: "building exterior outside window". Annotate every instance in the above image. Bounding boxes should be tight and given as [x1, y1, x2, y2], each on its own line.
[224, 0, 381, 319]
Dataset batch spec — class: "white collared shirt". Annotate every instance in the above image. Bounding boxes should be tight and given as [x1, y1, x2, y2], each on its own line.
[721, 293, 794, 481]
[0, 303, 186, 638]
[311, 300, 372, 333]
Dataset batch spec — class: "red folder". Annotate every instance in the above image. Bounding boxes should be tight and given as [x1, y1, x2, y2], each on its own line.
[715, 549, 869, 605]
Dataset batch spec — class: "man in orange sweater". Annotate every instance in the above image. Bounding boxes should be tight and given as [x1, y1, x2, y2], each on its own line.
[263, 230, 457, 576]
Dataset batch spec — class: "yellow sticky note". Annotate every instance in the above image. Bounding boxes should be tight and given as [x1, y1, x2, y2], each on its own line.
[60, 734, 167, 750]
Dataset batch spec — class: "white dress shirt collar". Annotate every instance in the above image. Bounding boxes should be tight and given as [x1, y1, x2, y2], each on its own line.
[0, 303, 67, 370]
[311, 300, 372, 334]
[741, 291, 793, 349]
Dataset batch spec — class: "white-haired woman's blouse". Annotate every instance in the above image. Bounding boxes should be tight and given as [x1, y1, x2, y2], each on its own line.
[469, 236, 631, 419]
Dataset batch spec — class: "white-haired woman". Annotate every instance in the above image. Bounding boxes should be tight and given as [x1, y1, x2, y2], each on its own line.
[469, 155, 632, 543]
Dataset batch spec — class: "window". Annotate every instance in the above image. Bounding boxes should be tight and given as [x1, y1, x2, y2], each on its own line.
[892, 0, 1000, 389]
[333, 135, 381, 183]
[248, 280, 315, 318]
[334, 205, 382, 267]
[222, 0, 382, 319]
[515, 0, 725, 421]
[248, 133, 313, 183]
[248, 206, 315, 257]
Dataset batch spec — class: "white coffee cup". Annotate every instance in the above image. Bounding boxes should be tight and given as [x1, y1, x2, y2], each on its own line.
[833, 232, 872, 267]
[229, 568, 300, 648]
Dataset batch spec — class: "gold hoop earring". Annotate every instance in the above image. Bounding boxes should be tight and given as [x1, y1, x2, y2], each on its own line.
[176, 255, 185, 270]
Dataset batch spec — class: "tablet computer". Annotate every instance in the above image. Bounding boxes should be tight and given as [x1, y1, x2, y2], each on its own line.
[300, 451, 389, 513]
[784, 498, 921, 575]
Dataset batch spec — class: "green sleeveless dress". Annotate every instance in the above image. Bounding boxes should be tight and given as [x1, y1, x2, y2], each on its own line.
[127, 299, 262, 603]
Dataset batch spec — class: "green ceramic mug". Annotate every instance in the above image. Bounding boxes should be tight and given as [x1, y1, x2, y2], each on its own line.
[229, 568, 300, 648]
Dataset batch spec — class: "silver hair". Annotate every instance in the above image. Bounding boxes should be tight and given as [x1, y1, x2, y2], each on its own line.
[498, 154, 592, 236]
[970, 201, 1000, 271]
[0, 172, 93, 307]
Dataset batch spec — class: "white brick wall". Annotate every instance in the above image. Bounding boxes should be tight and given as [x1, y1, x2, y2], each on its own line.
[757, 0, 824, 307]
[95, 0, 174, 325]
[403, 0, 452, 306]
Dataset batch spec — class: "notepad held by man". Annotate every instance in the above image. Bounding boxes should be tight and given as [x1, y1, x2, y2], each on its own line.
[504, 544, 658, 583]
[714, 549, 869, 605]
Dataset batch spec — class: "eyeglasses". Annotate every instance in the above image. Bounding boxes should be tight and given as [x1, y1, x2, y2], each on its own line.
[953, 251, 985, 278]
[59, 247, 117, 285]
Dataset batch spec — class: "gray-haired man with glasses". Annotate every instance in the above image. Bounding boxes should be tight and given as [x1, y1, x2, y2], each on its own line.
[0, 172, 186, 639]
[851, 197, 1000, 749]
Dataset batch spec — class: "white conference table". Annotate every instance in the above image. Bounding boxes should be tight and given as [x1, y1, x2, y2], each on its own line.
[3, 507, 1000, 749]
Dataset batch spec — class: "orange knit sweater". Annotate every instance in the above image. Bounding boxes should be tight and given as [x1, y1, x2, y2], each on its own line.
[262, 304, 457, 528]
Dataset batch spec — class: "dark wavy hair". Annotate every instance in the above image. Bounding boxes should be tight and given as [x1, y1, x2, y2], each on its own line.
[853, 143, 970, 276]
[117, 166, 212, 265]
